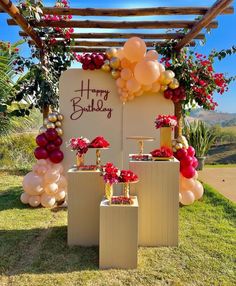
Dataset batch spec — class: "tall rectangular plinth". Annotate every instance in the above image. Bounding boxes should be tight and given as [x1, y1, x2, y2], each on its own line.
[99, 197, 138, 269]
[67, 168, 104, 246]
[129, 160, 179, 246]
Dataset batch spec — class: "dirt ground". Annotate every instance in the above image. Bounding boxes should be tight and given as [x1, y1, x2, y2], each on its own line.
[199, 167, 236, 203]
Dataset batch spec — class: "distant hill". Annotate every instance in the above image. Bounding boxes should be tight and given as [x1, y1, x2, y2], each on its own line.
[189, 109, 236, 126]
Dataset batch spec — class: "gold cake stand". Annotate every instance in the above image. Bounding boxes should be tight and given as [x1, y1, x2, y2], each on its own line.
[126, 136, 155, 155]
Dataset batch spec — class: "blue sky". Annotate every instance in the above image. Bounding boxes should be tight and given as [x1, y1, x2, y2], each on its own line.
[0, 0, 235, 113]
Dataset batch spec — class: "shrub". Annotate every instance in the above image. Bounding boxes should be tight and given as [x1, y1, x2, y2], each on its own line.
[0, 132, 36, 170]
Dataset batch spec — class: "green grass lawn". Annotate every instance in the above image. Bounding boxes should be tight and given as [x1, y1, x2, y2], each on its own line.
[0, 171, 236, 286]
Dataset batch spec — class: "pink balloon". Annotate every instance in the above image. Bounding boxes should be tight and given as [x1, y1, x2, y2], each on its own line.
[192, 157, 198, 169]
[188, 146, 195, 157]
[120, 68, 132, 80]
[123, 37, 146, 62]
[193, 181, 204, 200]
[126, 78, 141, 92]
[44, 169, 60, 184]
[145, 50, 158, 60]
[181, 165, 196, 179]
[134, 60, 160, 85]
[22, 172, 43, 195]
[175, 148, 188, 160]
[181, 156, 193, 168]
[180, 190, 195, 205]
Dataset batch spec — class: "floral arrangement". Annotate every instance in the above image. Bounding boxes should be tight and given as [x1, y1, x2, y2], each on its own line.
[119, 170, 138, 183]
[79, 53, 107, 70]
[68, 137, 90, 156]
[155, 115, 177, 129]
[156, 42, 236, 111]
[89, 136, 110, 148]
[102, 162, 120, 185]
[150, 146, 173, 158]
[111, 196, 133, 205]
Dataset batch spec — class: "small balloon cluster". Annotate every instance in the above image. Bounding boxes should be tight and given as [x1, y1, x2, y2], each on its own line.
[164, 86, 186, 103]
[172, 136, 204, 205]
[79, 53, 107, 70]
[40, 112, 64, 137]
[20, 111, 67, 208]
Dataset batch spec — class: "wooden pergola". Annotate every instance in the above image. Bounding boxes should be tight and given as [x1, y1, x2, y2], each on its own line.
[0, 0, 234, 133]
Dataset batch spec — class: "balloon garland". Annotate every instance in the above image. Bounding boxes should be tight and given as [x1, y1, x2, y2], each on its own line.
[21, 111, 67, 208]
[79, 37, 180, 103]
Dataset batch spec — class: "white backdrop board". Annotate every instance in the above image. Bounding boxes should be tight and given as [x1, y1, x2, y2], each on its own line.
[59, 69, 174, 171]
[59, 69, 123, 172]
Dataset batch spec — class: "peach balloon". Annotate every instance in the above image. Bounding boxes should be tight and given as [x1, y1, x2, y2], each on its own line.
[180, 190, 195, 205]
[193, 181, 204, 200]
[55, 190, 66, 201]
[124, 37, 146, 62]
[142, 84, 152, 91]
[20, 192, 30, 204]
[134, 60, 160, 85]
[121, 58, 132, 69]
[180, 175, 196, 191]
[134, 89, 143, 97]
[120, 96, 127, 103]
[127, 94, 135, 101]
[146, 50, 158, 60]
[44, 169, 60, 184]
[41, 193, 56, 208]
[51, 163, 64, 174]
[122, 91, 128, 98]
[29, 195, 41, 208]
[159, 63, 165, 73]
[23, 172, 43, 195]
[44, 183, 58, 196]
[179, 192, 182, 203]
[120, 68, 132, 80]
[193, 171, 199, 180]
[57, 175, 67, 189]
[126, 78, 141, 92]
[37, 159, 48, 166]
[116, 78, 126, 88]
[151, 82, 161, 92]
[116, 48, 125, 60]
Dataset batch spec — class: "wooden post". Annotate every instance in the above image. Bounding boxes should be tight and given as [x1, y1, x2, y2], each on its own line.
[40, 50, 50, 120]
[174, 102, 183, 138]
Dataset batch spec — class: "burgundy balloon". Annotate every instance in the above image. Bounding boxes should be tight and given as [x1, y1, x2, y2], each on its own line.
[49, 149, 64, 163]
[181, 165, 196, 179]
[34, 146, 48, 159]
[36, 133, 48, 147]
[188, 146, 196, 157]
[54, 136, 63, 146]
[45, 128, 58, 141]
[46, 142, 57, 152]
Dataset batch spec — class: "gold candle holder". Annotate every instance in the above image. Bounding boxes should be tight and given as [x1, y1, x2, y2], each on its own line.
[76, 154, 85, 168]
[123, 182, 130, 198]
[105, 183, 113, 201]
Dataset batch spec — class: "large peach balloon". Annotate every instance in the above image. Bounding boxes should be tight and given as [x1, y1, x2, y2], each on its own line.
[44, 169, 60, 184]
[120, 68, 132, 80]
[180, 175, 196, 191]
[180, 190, 195, 205]
[55, 189, 66, 201]
[23, 172, 43, 195]
[123, 37, 146, 62]
[151, 82, 161, 92]
[29, 195, 41, 207]
[41, 193, 56, 208]
[57, 175, 67, 189]
[193, 181, 204, 200]
[145, 50, 158, 60]
[44, 183, 58, 196]
[159, 63, 165, 73]
[126, 78, 141, 92]
[134, 60, 160, 85]
[20, 192, 30, 204]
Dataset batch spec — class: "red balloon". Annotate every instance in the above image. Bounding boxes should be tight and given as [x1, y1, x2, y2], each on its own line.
[188, 146, 195, 157]
[175, 148, 188, 160]
[181, 165, 196, 179]
[34, 147, 48, 159]
[54, 136, 63, 146]
[181, 156, 193, 167]
[45, 128, 58, 141]
[46, 142, 57, 152]
[36, 133, 48, 147]
[192, 157, 198, 169]
[49, 149, 64, 163]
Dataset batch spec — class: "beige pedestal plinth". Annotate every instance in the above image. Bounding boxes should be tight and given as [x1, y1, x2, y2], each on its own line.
[99, 197, 138, 269]
[129, 160, 179, 246]
[67, 168, 104, 246]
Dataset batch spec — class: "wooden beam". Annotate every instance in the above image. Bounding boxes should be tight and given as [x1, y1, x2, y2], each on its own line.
[0, 0, 43, 48]
[8, 19, 218, 29]
[175, 0, 233, 50]
[20, 31, 205, 40]
[0, 6, 234, 15]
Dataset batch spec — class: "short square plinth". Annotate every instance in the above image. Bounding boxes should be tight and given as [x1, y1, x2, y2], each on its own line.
[129, 160, 179, 247]
[99, 196, 138, 269]
[67, 168, 104, 246]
